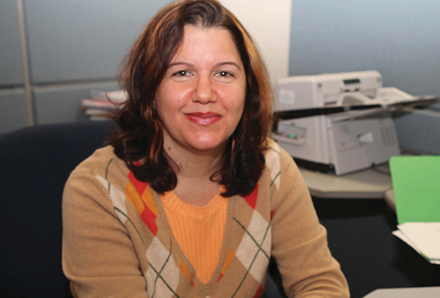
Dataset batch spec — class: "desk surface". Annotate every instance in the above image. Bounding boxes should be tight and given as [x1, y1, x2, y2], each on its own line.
[384, 189, 396, 210]
[299, 166, 393, 199]
[363, 287, 440, 298]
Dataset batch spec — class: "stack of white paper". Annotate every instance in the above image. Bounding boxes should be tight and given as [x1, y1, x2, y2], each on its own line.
[393, 222, 440, 265]
[90, 89, 128, 104]
[81, 90, 127, 120]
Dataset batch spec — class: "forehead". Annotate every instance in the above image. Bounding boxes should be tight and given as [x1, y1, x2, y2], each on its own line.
[170, 25, 241, 63]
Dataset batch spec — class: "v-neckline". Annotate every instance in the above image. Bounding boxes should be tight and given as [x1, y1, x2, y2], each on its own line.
[152, 190, 237, 294]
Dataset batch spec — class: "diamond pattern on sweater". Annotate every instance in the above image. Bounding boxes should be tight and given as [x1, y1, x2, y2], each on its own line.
[128, 171, 149, 197]
[95, 175, 127, 223]
[243, 184, 259, 209]
[126, 173, 159, 235]
[253, 285, 264, 298]
[145, 237, 180, 298]
[266, 143, 281, 188]
[233, 210, 271, 295]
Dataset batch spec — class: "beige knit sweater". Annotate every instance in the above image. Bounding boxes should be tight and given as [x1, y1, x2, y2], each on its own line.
[62, 140, 349, 297]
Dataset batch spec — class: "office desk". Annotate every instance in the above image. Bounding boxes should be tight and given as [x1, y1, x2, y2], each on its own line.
[384, 189, 396, 211]
[299, 166, 393, 199]
[363, 287, 440, 297]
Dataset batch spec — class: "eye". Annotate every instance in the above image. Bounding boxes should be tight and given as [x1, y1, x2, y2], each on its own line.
[215, 71, 233, 77]
[173, 70, 191, 77]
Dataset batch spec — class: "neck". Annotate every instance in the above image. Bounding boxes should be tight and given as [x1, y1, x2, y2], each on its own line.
[171, 151, 223, 181]
[162, 134, 228, 205]
[163, 138, 226, 182]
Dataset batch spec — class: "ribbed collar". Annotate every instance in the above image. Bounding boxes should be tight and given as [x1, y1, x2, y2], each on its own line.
[161, 189, 228, 221]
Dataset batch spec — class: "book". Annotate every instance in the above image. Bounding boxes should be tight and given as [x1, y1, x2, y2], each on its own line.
[389, 156, 440, 265]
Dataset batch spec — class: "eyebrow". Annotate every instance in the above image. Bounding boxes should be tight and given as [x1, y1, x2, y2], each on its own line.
[168, 62, 194, 68]
[168, 61, 241, 70]
[216, 61, 241, 70]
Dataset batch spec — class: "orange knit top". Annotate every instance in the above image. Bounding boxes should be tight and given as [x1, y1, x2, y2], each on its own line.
[161, 190, 228, 284]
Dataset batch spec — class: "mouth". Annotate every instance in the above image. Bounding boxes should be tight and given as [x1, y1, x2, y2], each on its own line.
[184, 112, 222, 126]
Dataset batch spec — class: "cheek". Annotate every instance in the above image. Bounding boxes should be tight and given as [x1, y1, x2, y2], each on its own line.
[156, 85, 189, 110]
[227, 98, 245, 129]
[222, 85, 246, 108]
[234, 90, 246, 115]
[155, 88, 179, 115]
[154, 97, 174, 128]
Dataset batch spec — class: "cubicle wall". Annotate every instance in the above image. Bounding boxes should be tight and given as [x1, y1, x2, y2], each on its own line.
[0, 0, 164, 134]
[289, 0, 440, 97]
[0, 0, 26, 133]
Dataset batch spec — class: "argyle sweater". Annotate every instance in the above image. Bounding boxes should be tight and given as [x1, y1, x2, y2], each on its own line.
[62, 140, 349, 298]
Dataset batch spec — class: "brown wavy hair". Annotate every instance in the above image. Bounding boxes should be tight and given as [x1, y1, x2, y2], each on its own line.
[108, 0, 273, 197]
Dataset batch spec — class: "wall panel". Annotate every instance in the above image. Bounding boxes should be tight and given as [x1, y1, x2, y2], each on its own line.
[24, 0, 164, 84]
[33, 81, 119, 124]
[289, 0, 440, 96]
[0, 90, 28, 134]
[0, 0, 24, 87]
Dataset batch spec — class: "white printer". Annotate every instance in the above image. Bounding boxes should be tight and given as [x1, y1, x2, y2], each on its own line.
[275, 70, 415, 110]
[272, 71, 413, 175]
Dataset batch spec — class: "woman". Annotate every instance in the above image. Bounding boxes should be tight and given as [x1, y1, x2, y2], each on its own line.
[62, 0, 349, 297]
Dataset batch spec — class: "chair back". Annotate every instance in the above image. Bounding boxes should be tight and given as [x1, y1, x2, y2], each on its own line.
[0, 121, 114, 297]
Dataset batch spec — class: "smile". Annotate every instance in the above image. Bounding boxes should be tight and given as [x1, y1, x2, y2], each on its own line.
[184, 112, 222, 126]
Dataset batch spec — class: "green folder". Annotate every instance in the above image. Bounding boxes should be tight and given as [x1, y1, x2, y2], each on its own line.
[389, 156, 440, 225]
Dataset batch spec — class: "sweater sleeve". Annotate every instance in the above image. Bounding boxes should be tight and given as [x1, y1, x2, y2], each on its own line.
[270, 149, 350, 297]
[62, 172, 149, 298]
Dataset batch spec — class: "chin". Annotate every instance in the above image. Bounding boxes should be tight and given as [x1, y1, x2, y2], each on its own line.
[187, 137, 228, 153]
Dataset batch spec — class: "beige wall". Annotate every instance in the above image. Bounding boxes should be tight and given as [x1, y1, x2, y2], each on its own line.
[220, 0, 292, 86]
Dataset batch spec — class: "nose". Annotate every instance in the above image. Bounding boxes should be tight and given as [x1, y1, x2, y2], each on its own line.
[193, 76, 216, 104]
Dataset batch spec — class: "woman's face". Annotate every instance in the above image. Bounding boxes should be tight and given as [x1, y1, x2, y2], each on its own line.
[155, 25, 246, 156]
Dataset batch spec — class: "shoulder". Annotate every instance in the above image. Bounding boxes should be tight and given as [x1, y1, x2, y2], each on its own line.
[265, 138, 295, 165]
[264, 138, 299, 174]
[263, 138, 304, 193]
[64, 146, 130, 199]
[68, 145, 129, 183]
[69, 145, 124, 176]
